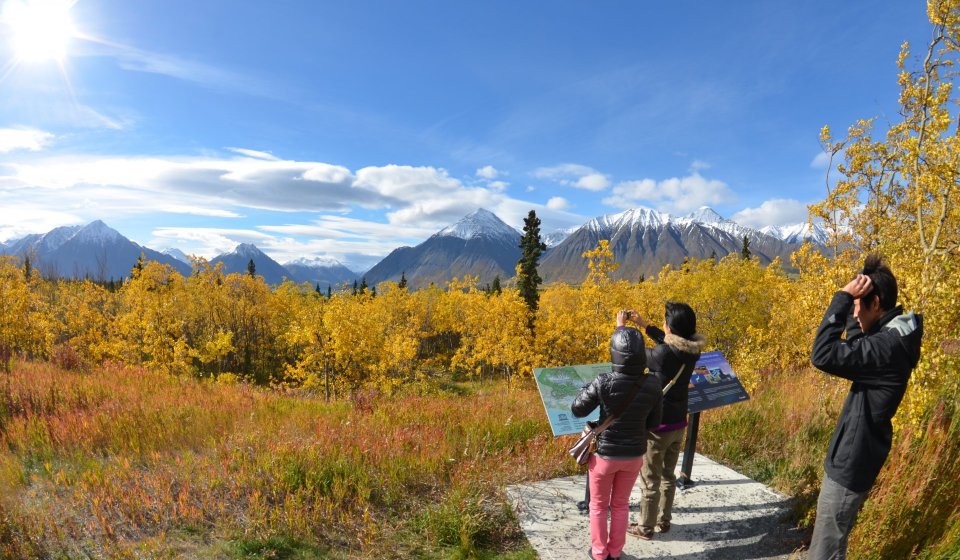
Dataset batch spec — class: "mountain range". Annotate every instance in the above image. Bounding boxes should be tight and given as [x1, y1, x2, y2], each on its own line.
[0, 221, 358, 288]
[0, 207, 826, 288]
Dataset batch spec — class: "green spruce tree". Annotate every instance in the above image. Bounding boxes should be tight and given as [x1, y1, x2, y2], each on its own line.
[398, 271, 408, 290]
[517, 210, 547, 315]
[740, 235, 751, 260]
[247, 259, 256, 277]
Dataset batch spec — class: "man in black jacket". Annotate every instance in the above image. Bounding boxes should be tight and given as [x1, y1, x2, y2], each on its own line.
[809, 255, 923, 559]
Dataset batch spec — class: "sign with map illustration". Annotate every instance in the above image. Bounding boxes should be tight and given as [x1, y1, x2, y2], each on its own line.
[532, 363, 610, 436]
[534, 351, 749, 436]
[686, 351, 750, 414]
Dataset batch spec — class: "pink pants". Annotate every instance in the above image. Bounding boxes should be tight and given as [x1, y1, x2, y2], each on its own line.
[588, 454, 644, 560]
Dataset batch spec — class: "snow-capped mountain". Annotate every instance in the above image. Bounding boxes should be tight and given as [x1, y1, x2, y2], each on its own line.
[760, 222, 829, 245]
[364, 208, 522, 289]
[163, 248, 191, 264]
[210, 243, 291, 285]
[539, 206, 804, 282]
[283, 256, 356, 289]
[436, 208, 521, 242]
[543, 226, 580, 248]
[583, 207, 673, 232]
[1, 221, 190, 280]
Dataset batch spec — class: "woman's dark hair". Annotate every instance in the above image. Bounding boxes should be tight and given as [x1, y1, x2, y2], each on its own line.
[665, 302, 696, 339]
[861, 254, 898, 311]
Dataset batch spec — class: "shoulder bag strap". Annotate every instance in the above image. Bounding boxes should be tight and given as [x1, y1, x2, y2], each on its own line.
[662, 363, 688, 396]
[594, 375, 647, 434]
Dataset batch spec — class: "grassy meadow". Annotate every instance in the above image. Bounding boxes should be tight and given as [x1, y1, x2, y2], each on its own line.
[0, 358, 957, 559]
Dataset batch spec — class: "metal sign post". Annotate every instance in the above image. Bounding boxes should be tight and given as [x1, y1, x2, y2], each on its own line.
[676, 411, 700, 489]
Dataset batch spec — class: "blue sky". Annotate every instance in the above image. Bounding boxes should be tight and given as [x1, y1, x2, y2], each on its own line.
[0, 0, 933, 270]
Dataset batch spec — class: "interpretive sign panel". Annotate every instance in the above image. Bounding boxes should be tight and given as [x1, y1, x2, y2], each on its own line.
[532, 363, 609, 436]
[534, 351, 749, 436]
[686, 351, 750, 414]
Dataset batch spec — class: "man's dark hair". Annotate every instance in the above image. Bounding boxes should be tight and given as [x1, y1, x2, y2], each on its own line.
[861, 254, 898, 311]
[665, 302, 696, 339]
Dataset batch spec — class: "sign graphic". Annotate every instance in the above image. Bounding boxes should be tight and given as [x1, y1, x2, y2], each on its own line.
[533, 351, 749, 436]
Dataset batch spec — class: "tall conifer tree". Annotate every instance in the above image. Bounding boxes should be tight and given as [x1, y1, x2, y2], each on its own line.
[517, 210, 546, 314]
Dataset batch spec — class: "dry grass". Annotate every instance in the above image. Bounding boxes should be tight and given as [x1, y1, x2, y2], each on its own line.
[0, 361, 956, 558]
[0, 361, 559, 558]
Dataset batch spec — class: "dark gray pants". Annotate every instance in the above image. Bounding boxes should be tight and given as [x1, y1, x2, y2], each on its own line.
[808, 475, 870, 560]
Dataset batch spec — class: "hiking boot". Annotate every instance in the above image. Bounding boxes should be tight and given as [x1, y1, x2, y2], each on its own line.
[627, 522, 654, 540]
[657, 521, 671, 533]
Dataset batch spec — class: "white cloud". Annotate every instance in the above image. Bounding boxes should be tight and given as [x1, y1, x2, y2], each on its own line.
[525, 186, 535, 192]
[533, 163, 611, 192]
[546, 196, 571, 210]
[354, 164, 462, 202]
[488, 180, 509, 192]
[0, 206, 82, 243]
[2, 149, 591, 267]
[0, 127, 53, 152]
[575, 173, 610, 191]
[731, 198, 809, 228]
[227, 147, 280, 161]
[810, 151, 831, 169]
[690, 160, 711, 172]
[603, 172, 735, 213]
[476, 165, 500, 179]
[149, 227, 276, 259]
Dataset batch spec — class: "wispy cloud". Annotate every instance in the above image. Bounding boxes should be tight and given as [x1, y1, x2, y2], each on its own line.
[603, 171, 735, 213]
[71, 38, 285, 100]
[0, 127, 53, 152]
[533, 163, 610, 191]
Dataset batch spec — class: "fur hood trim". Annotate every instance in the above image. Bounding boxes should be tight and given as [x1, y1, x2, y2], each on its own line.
[665, 332, 707, 354]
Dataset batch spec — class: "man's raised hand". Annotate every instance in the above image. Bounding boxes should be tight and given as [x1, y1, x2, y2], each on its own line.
[842, 274, 873, 299]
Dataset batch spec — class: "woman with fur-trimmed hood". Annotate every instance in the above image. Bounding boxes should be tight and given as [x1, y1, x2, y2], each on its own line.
[627, 302, 706, 541]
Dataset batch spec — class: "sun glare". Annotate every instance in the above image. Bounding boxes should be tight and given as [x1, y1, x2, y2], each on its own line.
[3, 0, 77, 63]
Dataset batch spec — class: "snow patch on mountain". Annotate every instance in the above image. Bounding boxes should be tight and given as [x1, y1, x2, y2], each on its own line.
[585, 207, 673, 233]
[543, 226, 579, 248]
[72, 220, 124, 244]
[436, 208, 520, 241]
[285, 256, 348, 268]
[761, 222, 829, 245]
[163, 248, 191, 263]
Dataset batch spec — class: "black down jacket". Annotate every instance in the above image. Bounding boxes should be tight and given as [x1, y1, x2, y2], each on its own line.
[643, 326, 707, 427]
[571, 328, 662, 458]
[812, 292, 923, 492]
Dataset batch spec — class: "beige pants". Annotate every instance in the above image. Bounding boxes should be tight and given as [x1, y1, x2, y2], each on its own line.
[638, 427, 685, 531]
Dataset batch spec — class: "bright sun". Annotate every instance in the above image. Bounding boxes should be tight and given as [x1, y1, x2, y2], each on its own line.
[2, 0, 77, 63]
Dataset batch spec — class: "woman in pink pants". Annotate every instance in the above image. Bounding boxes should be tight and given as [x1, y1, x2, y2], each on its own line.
[572, 311, 663, 560]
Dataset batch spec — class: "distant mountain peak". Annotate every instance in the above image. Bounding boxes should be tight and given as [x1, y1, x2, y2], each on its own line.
[73, 220, 124, 244]
[436, 208, 520, 241]
[683, 206, 729, 224]
[285, 256, 346, 268]
[163, 248, 191, 264]
[761, 222, 828, 245]
[230, 243, 264, 257]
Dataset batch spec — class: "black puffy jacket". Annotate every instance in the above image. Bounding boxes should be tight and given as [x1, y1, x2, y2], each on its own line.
[644, 326, 707, 428]
[811, 292, 923, 492]
[571, 328, 662, 458]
